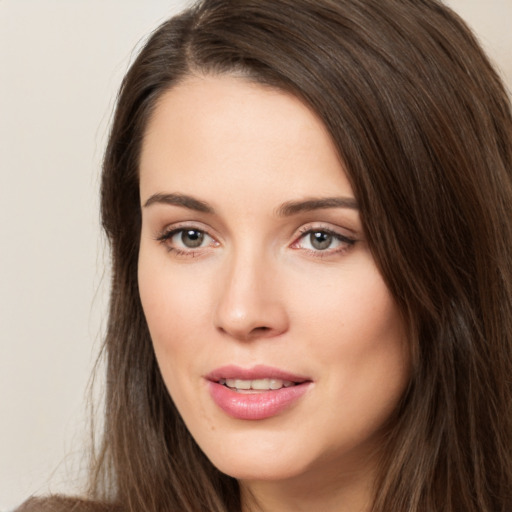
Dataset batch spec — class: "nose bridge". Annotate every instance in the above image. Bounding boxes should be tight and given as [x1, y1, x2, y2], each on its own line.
[213, 241, 288, 340]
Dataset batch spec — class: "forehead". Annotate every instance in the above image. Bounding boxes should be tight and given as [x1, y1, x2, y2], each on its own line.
[139, 74, 352, 204]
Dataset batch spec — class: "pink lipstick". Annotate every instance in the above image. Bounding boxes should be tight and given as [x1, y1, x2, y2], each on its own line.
[206, 365, 312, 420]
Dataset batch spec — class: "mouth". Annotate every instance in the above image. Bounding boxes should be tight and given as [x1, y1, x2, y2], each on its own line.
[206, 365, 312, 420]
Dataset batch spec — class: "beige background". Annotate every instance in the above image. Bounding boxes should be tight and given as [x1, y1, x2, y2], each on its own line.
[0, 1, 510, 510]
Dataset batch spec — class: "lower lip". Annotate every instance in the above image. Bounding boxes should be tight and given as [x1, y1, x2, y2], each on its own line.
[208, 381, 311, 420]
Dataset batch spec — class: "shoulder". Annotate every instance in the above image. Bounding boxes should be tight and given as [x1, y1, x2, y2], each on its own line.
[14, 496, 121, 512]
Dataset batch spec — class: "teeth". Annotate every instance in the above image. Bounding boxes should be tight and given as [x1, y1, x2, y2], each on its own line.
[233, 379, 251, 390]
[220, 378, 295, 391]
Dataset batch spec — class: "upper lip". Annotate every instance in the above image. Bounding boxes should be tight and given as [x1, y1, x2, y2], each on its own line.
[205, 364, 311, 383]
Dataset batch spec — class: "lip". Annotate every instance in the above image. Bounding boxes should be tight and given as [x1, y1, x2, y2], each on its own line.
[206, 364, 310, 382]
[205, 365, 312, 420]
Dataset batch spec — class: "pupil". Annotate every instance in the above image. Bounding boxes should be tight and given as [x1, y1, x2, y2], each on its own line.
[182, 230, 204, 248]
[310, 231, 332, 250]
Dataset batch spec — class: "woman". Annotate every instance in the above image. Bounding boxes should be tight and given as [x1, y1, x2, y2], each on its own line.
[18, 0, 512, 511]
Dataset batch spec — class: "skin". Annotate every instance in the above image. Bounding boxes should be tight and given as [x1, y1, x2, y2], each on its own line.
[138, 74, 410, 512]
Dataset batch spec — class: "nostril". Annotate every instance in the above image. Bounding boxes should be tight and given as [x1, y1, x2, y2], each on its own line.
[251, 326, 271, 334]
[244, 325, 278, 340]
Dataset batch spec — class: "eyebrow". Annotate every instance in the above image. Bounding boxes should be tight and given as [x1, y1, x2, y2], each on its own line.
[276, 197, 358, 216]
[143, 193, 215, 213]
[143, 193, 358, 216]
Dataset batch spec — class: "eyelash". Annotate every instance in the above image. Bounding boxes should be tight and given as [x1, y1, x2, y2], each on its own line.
[155, 224, 356, 258]
[292, 226, 356, 257]
[155, 225, 217, 257]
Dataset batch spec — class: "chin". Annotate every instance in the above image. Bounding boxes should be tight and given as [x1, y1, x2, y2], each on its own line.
[195, 429, 319, 482]
[212, 454, 308, 482]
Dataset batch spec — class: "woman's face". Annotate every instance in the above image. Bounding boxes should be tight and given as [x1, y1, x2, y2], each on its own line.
[138, 75, 410, 492]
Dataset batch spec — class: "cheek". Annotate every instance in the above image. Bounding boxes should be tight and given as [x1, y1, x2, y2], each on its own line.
[297, 258, 405, 354]
[137, 247, 212, 373]
[139, 239, 209, 322]
[301, 263, 410, 422]
[138, 249, 221, 434]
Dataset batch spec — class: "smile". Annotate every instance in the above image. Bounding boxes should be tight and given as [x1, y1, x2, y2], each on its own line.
[206, 365, 312, 420]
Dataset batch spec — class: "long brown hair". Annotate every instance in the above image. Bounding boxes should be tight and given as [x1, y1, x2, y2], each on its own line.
[19, 0, 512, 511]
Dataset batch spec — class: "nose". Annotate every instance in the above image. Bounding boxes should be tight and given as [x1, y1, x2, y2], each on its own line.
[213, 249, 289, 341]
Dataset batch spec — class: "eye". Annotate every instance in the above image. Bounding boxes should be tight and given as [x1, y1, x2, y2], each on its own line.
[177, 229, 206, 248]
[156, 226, 217, 255]
[292, 227, 356, 255]
[307, 231, 336, 250]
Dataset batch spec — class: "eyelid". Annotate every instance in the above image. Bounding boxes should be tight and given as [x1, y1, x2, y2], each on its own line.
[296, 219, 357, 235]
[154, 220, 217, 240]
[290, 223, 357, 255]
[154, 221, 220, 256]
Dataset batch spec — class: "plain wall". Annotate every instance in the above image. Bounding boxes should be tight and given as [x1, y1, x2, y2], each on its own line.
[0, 1, 510, 510]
